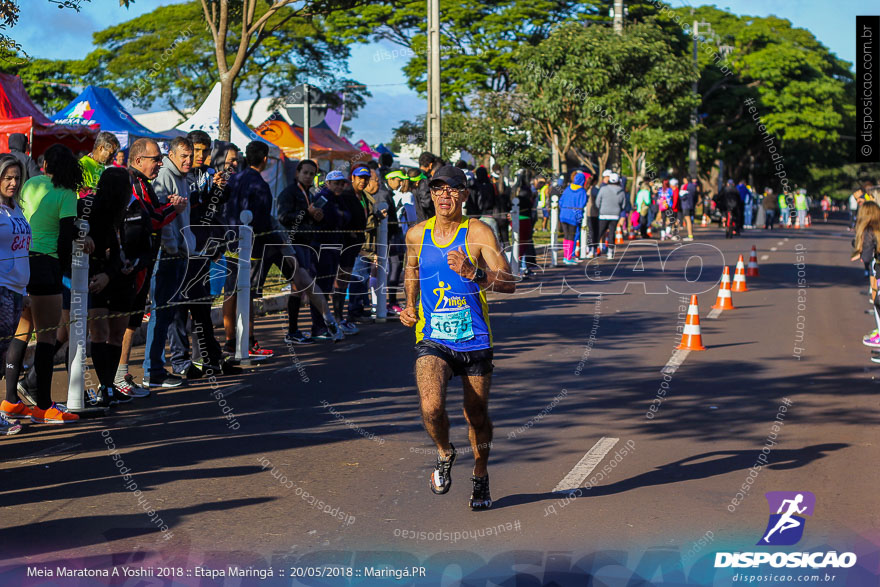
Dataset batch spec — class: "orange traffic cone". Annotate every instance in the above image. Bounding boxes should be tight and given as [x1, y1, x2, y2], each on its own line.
[615, 225, 625, 245]
[805, 214, 811, 227]
[647, 225, 653, 237]
[701, 214, 709, 227]
[732, 255, 749, 292]
[712, 267, 736, 310]
[677, 294, 706, 351]
[746, 246, 760, 277]
[794, 214, 800, 229]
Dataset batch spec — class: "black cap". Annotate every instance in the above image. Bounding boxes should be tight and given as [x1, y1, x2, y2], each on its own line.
[429, 165, 467, 189]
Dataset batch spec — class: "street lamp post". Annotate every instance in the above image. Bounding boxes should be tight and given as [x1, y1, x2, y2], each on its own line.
[427, 0, 442, 155]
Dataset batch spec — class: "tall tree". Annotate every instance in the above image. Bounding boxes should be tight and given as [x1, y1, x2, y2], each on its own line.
[328, 0, 606, 111]
[85, 1, 367, 126]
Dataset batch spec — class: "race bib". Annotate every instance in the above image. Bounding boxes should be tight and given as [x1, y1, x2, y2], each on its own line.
[430, 308, 474, 342]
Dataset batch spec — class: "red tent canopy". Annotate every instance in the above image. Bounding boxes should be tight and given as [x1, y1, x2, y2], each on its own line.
[0, 73, 97, 156]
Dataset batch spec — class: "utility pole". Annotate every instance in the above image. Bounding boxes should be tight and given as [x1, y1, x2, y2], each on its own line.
[613, 0, 624, 34]
[689, 18, 712, 180]
[610, 0, 624, 169]
[427, 0, 442, 156]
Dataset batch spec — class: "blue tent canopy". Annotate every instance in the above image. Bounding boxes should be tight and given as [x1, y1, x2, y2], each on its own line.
[375, 143, 394, 157]
[52, 85, 169, 149]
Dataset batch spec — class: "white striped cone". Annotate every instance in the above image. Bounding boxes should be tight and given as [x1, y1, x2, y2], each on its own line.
[701, 215, 709, 227]
[712, 267, 735, 310]
[746, 246, 760, 277]
[614, 225, 625, 245]
[732, 254, 749, 292]
[677, 294, 706, 351]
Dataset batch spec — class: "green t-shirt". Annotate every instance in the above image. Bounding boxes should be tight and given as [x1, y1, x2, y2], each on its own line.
[19, 175, 78, 258]
[79, 155, 105, 192]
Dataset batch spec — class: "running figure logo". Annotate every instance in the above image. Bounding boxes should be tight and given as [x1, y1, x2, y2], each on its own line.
[758, 491, 816, 546]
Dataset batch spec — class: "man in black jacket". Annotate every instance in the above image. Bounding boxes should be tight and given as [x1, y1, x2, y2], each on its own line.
[414, 151, 440, 221]
[221, 141, 276, 357]
[275, 160, 342, 342]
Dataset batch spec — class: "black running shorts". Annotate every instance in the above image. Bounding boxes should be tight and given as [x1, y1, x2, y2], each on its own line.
[415, 339, 494, 378]
[27, 254, 63, 296]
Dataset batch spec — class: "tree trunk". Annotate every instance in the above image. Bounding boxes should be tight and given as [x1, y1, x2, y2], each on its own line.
[219, 78, 235, 142]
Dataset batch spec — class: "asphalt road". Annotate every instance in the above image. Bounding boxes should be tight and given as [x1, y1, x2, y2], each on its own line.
[1, 214, 878, 586]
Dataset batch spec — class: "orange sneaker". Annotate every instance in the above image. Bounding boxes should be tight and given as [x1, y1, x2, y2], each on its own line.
[0, 399, 32, 419]
[30, 402, 80, 424]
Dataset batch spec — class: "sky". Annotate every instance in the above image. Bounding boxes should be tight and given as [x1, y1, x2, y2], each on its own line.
[8, 0, 863, 145]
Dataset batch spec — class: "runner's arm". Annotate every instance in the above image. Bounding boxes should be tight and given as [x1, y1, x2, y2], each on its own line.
[400, 224, 424, 327]
[462, 220, 516, 294]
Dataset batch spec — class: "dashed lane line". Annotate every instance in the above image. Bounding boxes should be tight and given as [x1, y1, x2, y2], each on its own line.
[552, 437, 620, 493]
[662, 349, 691, 375]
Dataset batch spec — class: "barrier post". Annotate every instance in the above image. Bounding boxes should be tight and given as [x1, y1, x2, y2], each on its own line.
[67, 221, 106, 417]
[549, 194, 559, 266]
[375, 203, 388, 322]
[510, 197, 520, 277]
[235, 211, 253, 364]
[579, 202, 589, 259]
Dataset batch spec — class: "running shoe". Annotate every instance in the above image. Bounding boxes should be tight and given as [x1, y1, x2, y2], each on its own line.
[284, 330, 314, 345]
[338, 320, 360, 336]
[250, 341, 274, 357]
[103, 384, 132, 405]
[863, 333, 880, 348]
[0, 413, 22, 435]
[0, 400, 32, 420]
[118, 374, 151, 398]
[113, 375, 150, 398]
[17, 381, 37, 406]
[429, 443, 456, 495]
[176, 363, 204, 380]
[143, 371, 183, 388]
[864, 329, 879, 343]
[385, 305, 400, 317]
[30, 402, 80, 424]
[586, 250, 595, 259]
[312, 324, 344, 343]
[328, 321, 345, 342]
[563, 258, 578, 265]
[390, 305, 404, 314]
[469, 475, 492, 510]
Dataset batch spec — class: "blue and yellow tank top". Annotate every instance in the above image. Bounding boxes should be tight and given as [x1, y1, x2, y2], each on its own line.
[416, 217, 492, 351]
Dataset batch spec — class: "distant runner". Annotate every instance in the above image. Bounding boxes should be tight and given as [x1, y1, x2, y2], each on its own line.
[399, 165, 516, 510]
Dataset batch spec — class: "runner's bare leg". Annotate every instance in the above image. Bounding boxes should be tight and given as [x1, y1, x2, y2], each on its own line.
[462, 373, 492, 477]
[416, 355, 453, 458]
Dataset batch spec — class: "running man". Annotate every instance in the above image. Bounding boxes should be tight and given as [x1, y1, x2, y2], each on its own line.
[762, 493, 808, 543]
[399, 165, 516, 510]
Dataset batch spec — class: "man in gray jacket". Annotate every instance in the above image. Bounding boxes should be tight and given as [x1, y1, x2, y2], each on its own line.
[7, 133, 41, 181]
[595, 172, 627, 258]
[142, 137, 194, 388]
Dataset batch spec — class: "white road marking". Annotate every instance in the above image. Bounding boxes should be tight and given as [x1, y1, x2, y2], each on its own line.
[552, 437, 620, 493]
[770, 247, 777, 251]
[333, 343, 366, 353]
[760, 255, 769, 261]
[662, 349, 691, 374]
[16, 442, 81, 462]
[707, 308, 722, 319]
[777, 241, 784, 246]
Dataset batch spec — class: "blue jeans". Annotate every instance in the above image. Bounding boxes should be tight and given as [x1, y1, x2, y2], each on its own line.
[347, 255, 372, 317]
[780, 207, 790, 226]
[143, 255, 186, 377]
[744, 204, 753, 227]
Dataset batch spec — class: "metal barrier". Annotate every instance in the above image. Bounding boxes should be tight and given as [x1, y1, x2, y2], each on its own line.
[235, 210, 253, 363]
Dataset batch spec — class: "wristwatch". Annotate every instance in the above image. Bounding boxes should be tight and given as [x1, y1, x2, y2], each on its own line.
[472, 267, 487, 282]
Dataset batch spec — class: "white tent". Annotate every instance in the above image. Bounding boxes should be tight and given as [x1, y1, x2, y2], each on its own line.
[177, 84, 285, 197]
